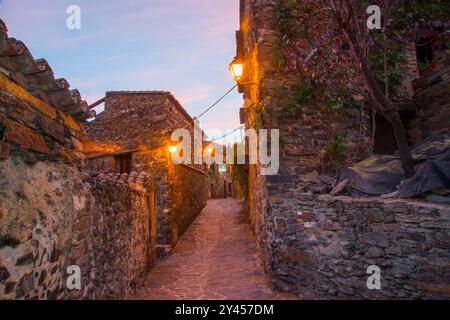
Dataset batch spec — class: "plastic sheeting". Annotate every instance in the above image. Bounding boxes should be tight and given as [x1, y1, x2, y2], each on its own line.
[337, 134, 450, 198]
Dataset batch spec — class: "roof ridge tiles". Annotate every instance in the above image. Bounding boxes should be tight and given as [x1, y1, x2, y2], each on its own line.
[91, 170, 153, 191]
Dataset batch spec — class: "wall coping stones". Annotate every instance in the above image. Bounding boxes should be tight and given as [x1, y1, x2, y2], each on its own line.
[287, 192, 450, 212]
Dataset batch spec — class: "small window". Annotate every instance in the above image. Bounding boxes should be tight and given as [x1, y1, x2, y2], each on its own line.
[113, 153, 132, 174]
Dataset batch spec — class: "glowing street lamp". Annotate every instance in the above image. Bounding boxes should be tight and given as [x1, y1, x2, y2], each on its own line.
[168, 145, 177, 154]
[207, 147, 214, 155]
[229, 57, 244, 82]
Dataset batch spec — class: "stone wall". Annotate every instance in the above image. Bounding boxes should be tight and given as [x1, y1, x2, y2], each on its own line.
[414, 65, 450, 139]
[87, 91, 208, 249]
[209, 173, 227, 199]
[238, 0, 371, 249]
[0, 158, 86, 299]
[169, 164, 208, 243]
[0, 21, 92, 299]
[0, 22, 153, 300]
[237, 0, 450, 300]
[0, 163, 154, 299]
[73, 173, 154, 299]
[87, 91, 192, 151]
[267, 193, 450, 299]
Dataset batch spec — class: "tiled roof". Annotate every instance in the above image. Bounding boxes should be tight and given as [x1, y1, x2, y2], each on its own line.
[91, 171, 154, 192]
[0, 19, 93, 122]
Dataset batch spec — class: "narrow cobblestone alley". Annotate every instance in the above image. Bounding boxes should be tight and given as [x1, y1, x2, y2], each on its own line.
[133, 199, 297, 300]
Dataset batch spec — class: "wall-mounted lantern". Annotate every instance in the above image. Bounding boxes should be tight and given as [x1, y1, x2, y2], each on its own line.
[229, 57, 244, 82]
[229, 57, 254, 87]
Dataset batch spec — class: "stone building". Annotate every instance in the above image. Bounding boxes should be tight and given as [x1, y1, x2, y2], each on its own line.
[208, 164, 232, 199]
[375, 25, 450, 153]
[235, 0, 450, 299]
[0, 19, 157, 299]
[86, 91, 208, 252]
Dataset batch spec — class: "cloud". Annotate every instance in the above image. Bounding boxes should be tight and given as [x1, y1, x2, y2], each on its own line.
[1, 0, 242, 130]
[176, 85, 214, 105]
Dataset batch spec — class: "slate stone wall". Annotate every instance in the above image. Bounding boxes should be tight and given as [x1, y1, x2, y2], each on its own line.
[87, 91, 208, 249]
[209, 173, 227, 199]
[267, 193, 450, 299]
[237, 0, 450, 300]
[0, 158, 153, 300]
[0, 25, 93, 299]
[414, 65, 450, 139]
[0, 158, 85, 299]
[0, 22, 153, 299]
[72, 173, 153, 299]
[169, 165, 208, 242]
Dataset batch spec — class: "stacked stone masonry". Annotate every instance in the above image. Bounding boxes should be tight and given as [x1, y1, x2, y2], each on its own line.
[0, 19, 154, 299]
[237, 0, 450, 299]
[414, 65, 450, 140]
[76, 172, 154, 299]
[86, 91, 208, 251]
[268, 193, 450, 299]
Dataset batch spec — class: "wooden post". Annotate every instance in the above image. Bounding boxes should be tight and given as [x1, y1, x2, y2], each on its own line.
[147, 178, 157, 268]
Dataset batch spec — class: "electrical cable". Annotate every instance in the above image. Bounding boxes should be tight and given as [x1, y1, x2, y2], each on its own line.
[210, 125, 245, 142]
[183, 84, 238, 129]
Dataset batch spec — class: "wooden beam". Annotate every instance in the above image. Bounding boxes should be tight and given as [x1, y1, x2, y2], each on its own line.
[89, 97, 105, 109]
[87, 148, 139, 160]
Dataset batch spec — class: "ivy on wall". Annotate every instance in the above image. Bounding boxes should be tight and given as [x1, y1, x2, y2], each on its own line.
[325, 131, 348, 171]
[231, 143, 249, 198]
[273, 0, 366, 123]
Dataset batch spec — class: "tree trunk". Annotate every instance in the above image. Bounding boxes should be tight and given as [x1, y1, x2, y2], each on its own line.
[331, 7, 416, 178]
[358, 60, 416, 179]
[385, 110, 416, 178]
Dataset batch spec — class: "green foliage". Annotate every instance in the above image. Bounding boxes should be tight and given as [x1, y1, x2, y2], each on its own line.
[274, 0, 301, 40]
[393, 1, 450, 29]
[249, 102, 265, 133]
[418, 59, 436, 70]
[271, 39, 286, 67]
[325, 91, 364, 112]
[369, 37, 407, 99]
[325, 132, 348, 170]
[276, 76, 362, 121]
[276, 78, 314, 119]
[231, 143, 249, 198]
[274, 0, 363, 121]
[205, 166, 214, 177]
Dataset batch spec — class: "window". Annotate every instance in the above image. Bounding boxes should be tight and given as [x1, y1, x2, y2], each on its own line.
[113, 153, 132, 174]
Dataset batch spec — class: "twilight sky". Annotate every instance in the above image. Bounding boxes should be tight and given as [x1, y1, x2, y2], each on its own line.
[0, 0, 243, 142]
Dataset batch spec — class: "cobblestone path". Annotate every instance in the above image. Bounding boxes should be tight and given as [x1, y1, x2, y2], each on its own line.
[132, 199, 297, 300]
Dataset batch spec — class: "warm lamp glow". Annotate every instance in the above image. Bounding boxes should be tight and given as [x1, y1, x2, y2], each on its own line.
[168, 145, 177, 154]
[207, 147, 214, 154]
[229, 58, 244, 82]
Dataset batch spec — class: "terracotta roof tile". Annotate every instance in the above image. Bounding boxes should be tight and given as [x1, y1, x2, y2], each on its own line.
[94, 171, 154, 192]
